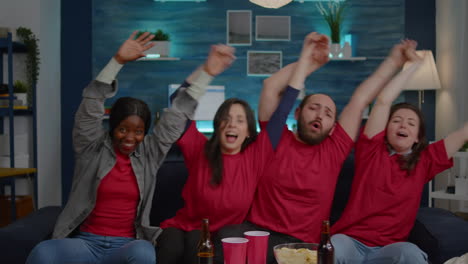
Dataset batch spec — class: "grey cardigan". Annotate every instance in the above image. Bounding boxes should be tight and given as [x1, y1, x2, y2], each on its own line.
[52, 80, 197, 244]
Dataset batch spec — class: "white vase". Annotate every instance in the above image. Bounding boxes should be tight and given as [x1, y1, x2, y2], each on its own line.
[330, 43, 342, 58]
[144, 41, 170, 57]
[342, 42, 352, 58]
[14, 93, 27, 106]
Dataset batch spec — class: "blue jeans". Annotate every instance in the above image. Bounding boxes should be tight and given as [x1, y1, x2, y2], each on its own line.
[26, 232, 156, 264]
[331, 234, 428, 264]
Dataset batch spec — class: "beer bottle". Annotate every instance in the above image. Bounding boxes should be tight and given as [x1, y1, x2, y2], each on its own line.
[317, 220, 334, 264]
[197, 218, 214, 264]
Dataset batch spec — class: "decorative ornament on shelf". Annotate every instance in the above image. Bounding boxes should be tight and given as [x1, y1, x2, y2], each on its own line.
[137, 29, 171, 58]
[316, 0, 347, 58]
[249, 0, 292, 9]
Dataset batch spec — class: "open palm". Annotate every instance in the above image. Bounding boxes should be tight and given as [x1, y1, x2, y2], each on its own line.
[115, 31, 155, 64]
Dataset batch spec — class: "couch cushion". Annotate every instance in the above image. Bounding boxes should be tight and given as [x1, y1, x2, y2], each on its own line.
[412, 207, 468, 264]
[151, 145, 188, 226]
[0, 206, 62, 264]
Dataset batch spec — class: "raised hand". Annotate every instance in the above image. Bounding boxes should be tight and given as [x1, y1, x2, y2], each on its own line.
[298, 32, 330, 71]
[203, 44, 236, 76]
[114, 31, 155, 64]
[388, 39, 418, 68]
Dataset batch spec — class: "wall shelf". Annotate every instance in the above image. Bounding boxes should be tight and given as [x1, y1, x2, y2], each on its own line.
[294, 0, 344, 2]
[0, 108, 32, 116]
[154, 0, 205, 2]
[0, 40, 27, 53]
[330, 57, 367, 61]
[430, 190, 468, 202]
[137, 57, 180, 61]
[429, 152, 468, 212]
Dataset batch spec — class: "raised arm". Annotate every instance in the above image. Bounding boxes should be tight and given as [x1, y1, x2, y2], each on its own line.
[444, 123, 468, 158]
[258, 32, 329, 122]
[364, 44, 423, 138]
[73, 31, 155, 154]
[170, 44, 236, 103]
[338, 39, 419, 141]
[265, 33, 329, 147]
[147, 44, 236, 163]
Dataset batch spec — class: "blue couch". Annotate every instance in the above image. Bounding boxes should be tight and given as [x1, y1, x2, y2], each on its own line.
[1, 146, 467, 264]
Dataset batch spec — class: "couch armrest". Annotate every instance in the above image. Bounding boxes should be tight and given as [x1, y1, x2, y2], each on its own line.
[0, 206, 61, 264]
[408, 207, 468, 264]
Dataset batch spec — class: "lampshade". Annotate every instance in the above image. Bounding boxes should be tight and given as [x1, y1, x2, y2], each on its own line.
[249, 0, 292, 8]
[403, 50, 441, 91]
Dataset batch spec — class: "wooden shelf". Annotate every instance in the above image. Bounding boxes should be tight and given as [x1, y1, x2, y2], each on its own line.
[0, 168, 37, 178]
[137, 57, 180, 61]
[330, 57, 367, 61]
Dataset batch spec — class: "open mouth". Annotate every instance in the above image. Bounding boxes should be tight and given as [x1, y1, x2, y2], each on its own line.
[309, 121, 322, 131]
[226, 133, 238, 143]
[121, 143, 136, 152]
[396, 131, 408, 138]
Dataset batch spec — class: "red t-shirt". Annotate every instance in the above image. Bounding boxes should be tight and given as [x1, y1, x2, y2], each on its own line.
[80, 148, 140, 237]
[331, 130, 453, 247]
[247, 122, 353, 243]
[160, 122, 273, 232]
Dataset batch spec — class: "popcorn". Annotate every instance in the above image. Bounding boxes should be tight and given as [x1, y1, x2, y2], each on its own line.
[274, 247, 317, 264]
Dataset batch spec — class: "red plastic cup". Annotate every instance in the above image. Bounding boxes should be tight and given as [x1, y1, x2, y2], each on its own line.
[244, 231, 270, 264]
[222, 237, 249, 264]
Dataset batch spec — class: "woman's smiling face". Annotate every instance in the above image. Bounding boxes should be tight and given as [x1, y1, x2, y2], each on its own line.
[112, 115, 145, 155]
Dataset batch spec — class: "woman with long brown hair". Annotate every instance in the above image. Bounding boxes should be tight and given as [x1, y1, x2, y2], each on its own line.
[331, 42, 468, 263]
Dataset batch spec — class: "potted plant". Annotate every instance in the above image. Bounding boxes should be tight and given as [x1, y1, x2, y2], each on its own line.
[137, 29, 171, 58]
[316, 0, 347, 58]
[16, 27, 40, 106]
[13, 80, 28, 106]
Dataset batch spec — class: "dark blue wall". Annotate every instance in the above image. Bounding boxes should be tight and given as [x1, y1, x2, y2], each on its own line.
[92, 0, 404, 120]
[61, 0, 435, 204]
[61, 1, 92, 203]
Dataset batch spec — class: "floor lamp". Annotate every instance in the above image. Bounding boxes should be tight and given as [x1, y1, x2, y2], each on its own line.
[402, 50, 442, 108]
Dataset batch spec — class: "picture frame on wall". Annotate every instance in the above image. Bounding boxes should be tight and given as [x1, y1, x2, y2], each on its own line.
[227, 10, 252, 46]
[247, 51, 282, 76]
[256, 16, 290, 41]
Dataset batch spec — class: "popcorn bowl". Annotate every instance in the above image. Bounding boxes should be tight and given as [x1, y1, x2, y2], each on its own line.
[273, 243, 318, 264]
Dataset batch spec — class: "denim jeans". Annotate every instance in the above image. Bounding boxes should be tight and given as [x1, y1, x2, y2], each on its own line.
[26, 232, 156, 264]
[331, 234, 428, 264]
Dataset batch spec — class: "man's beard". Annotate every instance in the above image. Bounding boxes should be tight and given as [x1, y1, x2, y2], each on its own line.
[296, 119, 330, 145]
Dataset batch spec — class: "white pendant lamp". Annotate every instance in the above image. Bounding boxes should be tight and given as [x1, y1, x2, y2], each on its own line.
[249, 0, 292, 9]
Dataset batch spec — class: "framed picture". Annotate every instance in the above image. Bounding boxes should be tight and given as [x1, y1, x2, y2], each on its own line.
[256, 16, 290, 41]
[169, 84, 225, 120]
[226, 10, 252, 46]
[247, 51, 282, 77]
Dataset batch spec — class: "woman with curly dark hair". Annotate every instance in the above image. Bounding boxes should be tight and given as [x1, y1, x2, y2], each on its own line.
[26, 31, 235, 264]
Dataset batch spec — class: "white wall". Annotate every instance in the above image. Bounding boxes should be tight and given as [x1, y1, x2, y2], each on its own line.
[435, 0, 468, 211]
[0, 0, 62, 207]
